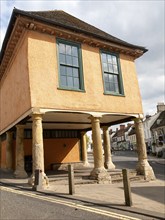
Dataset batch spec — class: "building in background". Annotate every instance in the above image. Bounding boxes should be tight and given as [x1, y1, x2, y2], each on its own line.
[111, 124, 133, 150]
[143, 103, 165, 154]
[128, 125, 137, 150]
[150, 110, 165, 157]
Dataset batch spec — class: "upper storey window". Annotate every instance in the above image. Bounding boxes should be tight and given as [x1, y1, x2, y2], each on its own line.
[57, 39, 84, 91]
[101, 51, 124, 95]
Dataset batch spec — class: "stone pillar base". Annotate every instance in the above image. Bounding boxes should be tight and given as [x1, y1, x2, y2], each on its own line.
[104, 161, 116, 170]
[90, 167, 111, 183]
[28, 172, 49, 188]
[136, 160, 156, 181]
[83, 161, 91, 167]
[14, 169, 28, 179]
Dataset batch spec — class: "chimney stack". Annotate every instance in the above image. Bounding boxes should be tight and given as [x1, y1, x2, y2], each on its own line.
[157, 103, 165, 113]
[120, 125, 125, 130]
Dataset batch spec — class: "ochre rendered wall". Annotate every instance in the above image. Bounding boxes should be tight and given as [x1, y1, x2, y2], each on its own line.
[23, 138, 80, 171]
[0, 36, 31, 132]
[28, 31, 143, 115]
[0, 140, 7, 168]
[0, 138, 80, 171]
[44, 138, 80, 170]
[24, 140, 32, 156]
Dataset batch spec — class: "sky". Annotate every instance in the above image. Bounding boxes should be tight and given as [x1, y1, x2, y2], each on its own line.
[0, 0, 164, 116]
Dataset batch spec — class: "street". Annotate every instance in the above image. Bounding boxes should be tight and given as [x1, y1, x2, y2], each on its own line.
[111, 150, 165, 181]
[0, 150, 164, 220]
[0, 184, 145, 220]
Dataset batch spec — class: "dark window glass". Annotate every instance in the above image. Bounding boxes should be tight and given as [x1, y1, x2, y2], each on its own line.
[101, 52, 122, 94]
[58, 41, 83, 90]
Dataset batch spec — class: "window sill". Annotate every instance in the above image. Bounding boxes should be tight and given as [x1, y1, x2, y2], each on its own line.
[103, 92, 125, 97]
[57, 87, 86, 93]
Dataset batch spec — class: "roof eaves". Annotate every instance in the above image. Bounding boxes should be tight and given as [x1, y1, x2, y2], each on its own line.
[13, 9, 148, 50]
[0, 9, 17, 64]
[0, 8, 148, 66]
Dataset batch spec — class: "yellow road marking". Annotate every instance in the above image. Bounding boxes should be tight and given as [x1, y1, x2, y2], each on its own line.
[0, 186, 141, 220]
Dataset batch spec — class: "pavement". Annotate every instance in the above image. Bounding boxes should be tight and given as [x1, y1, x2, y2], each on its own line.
[0, 165, 165, 220]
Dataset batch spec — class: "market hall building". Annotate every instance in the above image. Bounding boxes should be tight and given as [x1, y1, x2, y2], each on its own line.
[0, 8, 155, 187]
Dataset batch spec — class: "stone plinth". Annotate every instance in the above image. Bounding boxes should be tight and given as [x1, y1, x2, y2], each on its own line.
[90, 167, 111, 183]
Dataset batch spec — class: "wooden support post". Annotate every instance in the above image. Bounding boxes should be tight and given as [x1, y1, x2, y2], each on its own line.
[68, 164, 75, 195]
[122, 169, 133, 206]
[33, 169, 43, 191]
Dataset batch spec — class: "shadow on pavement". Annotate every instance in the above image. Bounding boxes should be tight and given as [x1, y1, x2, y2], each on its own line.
[131, 186, 165, 204]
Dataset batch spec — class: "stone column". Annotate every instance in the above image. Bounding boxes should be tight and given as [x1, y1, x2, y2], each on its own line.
[14, 125, 28, 178]
[102, 126, 115, 169]
[0, 136, 2, 168]
[29, 113, 49, 187]
[134, 118, 155, 180]
[90, 116, 111, 183]
[6, 131, 13, 170]
[81, 131, 90, 167]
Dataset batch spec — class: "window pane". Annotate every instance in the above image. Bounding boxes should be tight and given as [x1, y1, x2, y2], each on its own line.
[109, 74, 113, 82]
[104, 73, 109, 82]
[61, 76, 67, 86]
[59, 54, 66, 64]
[112, 55, 117, 64]
[113, 65, 118, 74]
[66, 67, 72, 76]
[66, 55, 72, 65]
[66, 45, 72, 55]
[60, 66, 66, 75]
[114, 75, 118, 83]
[73, 78, 79, 88]
[59, 43, 65, 54]
[107, 54, 112, 63]
[105, 82, 110, 91]
[114, 83, 119, 93]
[108, 64, 113, 73]
[67, 77, 74, 87]
[103, 63, 108, 72]
[73, 57, 79, 67]
[73, 68, 78, 77]
[110, 82, 115, 92]
[72, 46, 78, 57]
[102, 53, 107, 62]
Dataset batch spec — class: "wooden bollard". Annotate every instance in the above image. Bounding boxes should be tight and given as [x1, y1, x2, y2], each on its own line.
[33, 169, 43, 191]
[122, 169, 133, 206]
[68, 164, 75, 195]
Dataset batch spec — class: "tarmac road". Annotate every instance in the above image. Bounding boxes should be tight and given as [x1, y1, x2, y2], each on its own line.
[0, 184, 146, 220]
[96, 150, 165, 180]
[113, 151, 165, 180]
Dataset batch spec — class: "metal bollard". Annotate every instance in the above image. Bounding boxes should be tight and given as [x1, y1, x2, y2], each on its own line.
[122, 169, 133, 206]
[33, 169, 43, 191]
[68, 164, 75, 195]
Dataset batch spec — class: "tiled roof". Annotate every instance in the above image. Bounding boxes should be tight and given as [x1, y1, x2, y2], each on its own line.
[128, 126, 135, 136]
[24, 9, 142, 49]
[124, 124, 133, 132]
[0, 8, 147, 61]
[151, 111, 165, 130]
